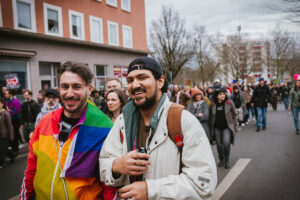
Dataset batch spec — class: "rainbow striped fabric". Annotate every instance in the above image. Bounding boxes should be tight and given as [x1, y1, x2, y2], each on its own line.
[20, 100, 113, 200]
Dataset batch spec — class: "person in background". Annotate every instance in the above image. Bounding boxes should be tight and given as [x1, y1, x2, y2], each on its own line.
[5, 90, 21, 155]
[186, 88, 210, 140]
[270, 83, 280, 111]
[231, 85, 245, 128]
[0, 97, 14, 168]
[37, 90, 45, 108]
[281, 82, 290, 110]
[252, 78, 271, 132]
[1, 86, 8, 98]
[171, 84, 190, 107]
[288, 77, 300, 134]
[35, 89, 61, 127]
[211, 88, 237, 169]
[20, 90, 41, 143]
[106, 88, 127, 123]
[101, 78, 122, 114]
[242, 85, 252, 124]
[206, 86, 214, 101]
[91, 90, 103, 110]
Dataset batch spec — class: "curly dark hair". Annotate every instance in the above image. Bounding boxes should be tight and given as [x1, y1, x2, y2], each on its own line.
[58, 62, 94, 85]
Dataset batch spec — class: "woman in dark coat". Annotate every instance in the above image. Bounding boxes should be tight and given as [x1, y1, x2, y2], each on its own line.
[0, 97, 14, 168]
[210, 88, 237, 169]
[186, 88, 210, 140]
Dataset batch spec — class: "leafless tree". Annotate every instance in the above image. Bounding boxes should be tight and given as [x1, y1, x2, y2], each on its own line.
[149, 6, 195, 83]
[193, 25, 220, 86]
[270, 25, 294, 77]
[276, 0, 300, 23]
[212, 34, 253, 81]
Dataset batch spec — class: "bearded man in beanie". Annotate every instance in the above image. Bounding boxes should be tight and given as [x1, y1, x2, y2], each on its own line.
[100, 57, 217, 200]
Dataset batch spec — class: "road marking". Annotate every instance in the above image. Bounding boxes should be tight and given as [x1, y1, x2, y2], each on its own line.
[212, 158, 251, 200]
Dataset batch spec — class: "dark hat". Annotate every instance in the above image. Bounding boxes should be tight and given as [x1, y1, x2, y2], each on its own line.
[233, 85, 239, 90]
[45, 89, 59, 98]
[128, 57, 163, 76]
[258, 77, 264, 82]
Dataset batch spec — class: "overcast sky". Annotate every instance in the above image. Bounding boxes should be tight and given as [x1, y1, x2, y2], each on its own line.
[145, 0, 300, 39]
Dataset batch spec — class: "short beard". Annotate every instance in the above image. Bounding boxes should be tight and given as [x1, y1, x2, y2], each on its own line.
[46, 102, 58, 110]
[133, 85, 158, 111]
[62, 94, 88, 115]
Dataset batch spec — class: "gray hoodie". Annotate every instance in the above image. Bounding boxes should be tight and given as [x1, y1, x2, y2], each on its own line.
[35, 103, 61, 127]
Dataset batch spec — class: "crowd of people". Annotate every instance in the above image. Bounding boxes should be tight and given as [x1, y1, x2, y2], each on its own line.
[0, 57, 298, 199]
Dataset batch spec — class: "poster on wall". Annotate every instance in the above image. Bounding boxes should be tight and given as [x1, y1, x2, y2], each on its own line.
[5, 73, 21, 89]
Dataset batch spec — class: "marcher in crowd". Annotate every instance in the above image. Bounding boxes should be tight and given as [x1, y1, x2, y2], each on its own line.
[37, 90, 45, 108]
[281, 82, 290, 110]
[270, 83, 280, 111]
[5, 90, 21, 155]
[35, 89, 61, 127]
[100, 57, 217, 199]
[20, 90, 40, 142]
[171, 84, 190, 107]
[252, 78, 271, 132]
[288, 77, 300, 134]
[91, 90, 103, 110]
[0, 97, 14, 168]
[106, 89, 127, 123]
[231, 85, 245, 128]
[186, 88, 210, 140]
[242, 85, 252, 124]
[101, 78, 122, 114]
[20, 62, 115, 199]
[211, 88, 237, 169]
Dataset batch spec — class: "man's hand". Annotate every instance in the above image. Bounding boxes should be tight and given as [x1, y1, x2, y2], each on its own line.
[288, 107, 291, 111]
[198, 113, 204, 117]
[119, 181, 148, 200]
[112, 150, 151, 176]
[20, 125, 24, 129]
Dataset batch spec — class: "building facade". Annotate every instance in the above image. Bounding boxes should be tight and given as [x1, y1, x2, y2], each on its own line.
[0, 0, 148, 99]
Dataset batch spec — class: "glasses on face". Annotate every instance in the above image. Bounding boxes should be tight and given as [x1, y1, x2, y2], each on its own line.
[46, 96, 58, 100]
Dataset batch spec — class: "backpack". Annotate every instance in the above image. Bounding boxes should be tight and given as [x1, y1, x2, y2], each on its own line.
[167, 103, 184, 172]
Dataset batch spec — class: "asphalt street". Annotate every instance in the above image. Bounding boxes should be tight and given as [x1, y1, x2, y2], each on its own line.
[1, 103, 299, 200]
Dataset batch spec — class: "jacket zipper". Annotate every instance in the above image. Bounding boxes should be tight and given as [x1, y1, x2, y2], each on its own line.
[50, 122, 83, 200]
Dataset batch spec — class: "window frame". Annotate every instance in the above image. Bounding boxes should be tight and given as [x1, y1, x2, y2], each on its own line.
[121, 0, 131, 12]
[89, 16, 103, 44]
[107, 20, 119, 46]
[12, 0, 36, 32]
[43, 3, 63, 37]
[0, 2, 2, 27]
[69, 9, 85, 40]
[122, 25, 132, 48]
[106, 0, 117, 7]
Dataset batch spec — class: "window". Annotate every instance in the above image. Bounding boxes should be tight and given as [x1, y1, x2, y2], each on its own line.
[43, 3, 63, 36]
[90, 16, 103, 43]
[108, 21, 119, 46]
[121, 0, 130, 12]
[12, 0, 36, 32]
[39, 62, 59, 90]
[122, 25, 132, 48]
[69, 10, 85, 40]
[0, 2, 2, 27]
[95, 65, 108, 90]
[106, 0, 117, 7]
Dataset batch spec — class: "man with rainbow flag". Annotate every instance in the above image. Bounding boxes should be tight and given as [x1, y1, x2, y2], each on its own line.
[20, 62, 116, 199]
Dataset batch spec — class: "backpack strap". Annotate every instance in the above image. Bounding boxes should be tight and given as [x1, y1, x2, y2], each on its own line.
[167, 103, 184, 173]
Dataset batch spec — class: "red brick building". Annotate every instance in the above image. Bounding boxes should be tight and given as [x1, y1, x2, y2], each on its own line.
[0, 0, 148, 98]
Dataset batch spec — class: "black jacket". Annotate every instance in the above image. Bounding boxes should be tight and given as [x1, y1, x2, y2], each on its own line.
[20, 100, 41, 124]
[253, 85, 271, 108]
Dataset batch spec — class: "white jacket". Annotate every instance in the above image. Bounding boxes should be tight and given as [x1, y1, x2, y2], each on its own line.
[99, 98, 217, 199]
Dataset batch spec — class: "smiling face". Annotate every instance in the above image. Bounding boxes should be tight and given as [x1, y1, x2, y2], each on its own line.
[107, 92, 121, 113]
[59, 71, 91, 118]
[126, 69, 164, 111]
